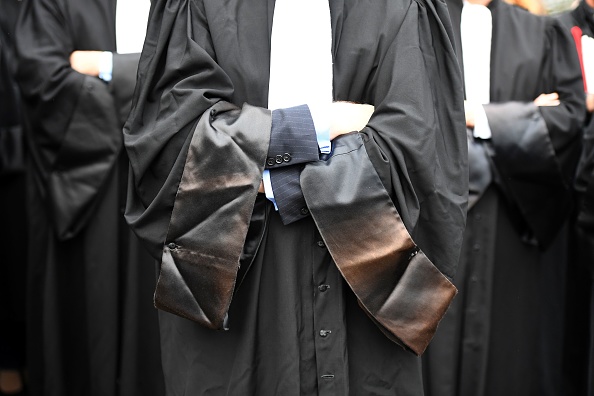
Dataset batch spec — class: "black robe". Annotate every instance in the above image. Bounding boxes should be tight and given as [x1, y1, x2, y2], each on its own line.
[123, 0, 468, 395]
[558, 4, 594, 395]
[14, 0, 164, 395]
[423, 1, 585, 395]
[0, 0, 26, 371]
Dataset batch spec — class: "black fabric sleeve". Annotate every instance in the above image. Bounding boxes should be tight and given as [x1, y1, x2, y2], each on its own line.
[482, 20, 585, 248]
[111, 53, 141, 125]
[14, 0, 140, 239]
[349, 0, 468, 279]
[15, 0, 85, 160]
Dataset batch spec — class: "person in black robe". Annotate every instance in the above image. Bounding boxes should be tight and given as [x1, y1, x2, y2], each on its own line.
[0, 0, 27, 394]
[558, 4, 594, 395]
[13, 1, 165, 395]
[123, 0, 468, 395]
[422, 0, 585, 395]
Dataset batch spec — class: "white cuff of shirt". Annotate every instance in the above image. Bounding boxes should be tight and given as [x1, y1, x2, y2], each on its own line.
[262, 170, 278, 210]
[472, 103, 492, 140]
[307, 104, 332, 154]
[98, 51, 113, 82]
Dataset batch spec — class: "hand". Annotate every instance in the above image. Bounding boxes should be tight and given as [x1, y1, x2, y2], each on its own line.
[329, 101, 374, 140]
[69, 50, 103, 77]
[533, 92, 560, 107]
[464, 100, 475, 129]
[586, 93, 594, 113]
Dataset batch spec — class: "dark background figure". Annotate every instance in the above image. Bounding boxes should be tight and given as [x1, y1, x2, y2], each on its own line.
[0, 0, 27, 394]
[13, 0, 164, 395]
[423, 0, 585, 394]
[559, 3, 594, 395]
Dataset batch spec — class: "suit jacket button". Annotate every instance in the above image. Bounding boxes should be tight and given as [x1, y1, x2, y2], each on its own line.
[283, 153, 291, 162]
[300, 207, 309, 215]
[267, 157, 275, 166]
[275, 154, 283, 164]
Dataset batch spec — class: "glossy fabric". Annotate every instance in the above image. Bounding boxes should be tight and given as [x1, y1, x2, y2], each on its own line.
[156, 102, 271, 329]
[158, 210, 426, 395]
[302, 133, 457, 355]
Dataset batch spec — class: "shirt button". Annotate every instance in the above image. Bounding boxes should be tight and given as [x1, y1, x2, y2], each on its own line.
[275, 154, 284, 164]
[266, 157, 275, 166]
[318, 284, 330, 292]
[317, 240, 325, 248]
[282, 153, 291, 162]
[300, 207, 309, 215]
[319, 330, 332, 337]
[167, 242, 177, 250]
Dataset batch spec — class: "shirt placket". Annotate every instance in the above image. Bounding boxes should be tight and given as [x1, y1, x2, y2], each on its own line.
[311, 231, 348, 396]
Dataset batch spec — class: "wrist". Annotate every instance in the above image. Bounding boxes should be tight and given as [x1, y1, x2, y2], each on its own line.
[70, 50, 104, 77]
[464, 101, 475, 128]
[329, 102, 373, 139]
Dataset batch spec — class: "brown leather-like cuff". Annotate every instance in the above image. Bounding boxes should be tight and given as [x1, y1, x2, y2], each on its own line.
[371, 250, 458, 354]
[155, 245, 236, 328]
[154, 102, 271, 329]
[301, 132, 457, 355]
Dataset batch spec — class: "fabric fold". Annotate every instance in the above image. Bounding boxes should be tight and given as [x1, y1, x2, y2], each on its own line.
[49, 75, 122, 240]
[485, 101, 570, 247]
[154, 101, 271, 327]
[301, 133, 457, 355]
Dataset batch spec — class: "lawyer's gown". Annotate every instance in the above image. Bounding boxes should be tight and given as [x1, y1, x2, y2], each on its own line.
[124, 0, 468, 395]
[558, 4, 594, 395]
[423, 1, 585, 395]
[0, 0, 26, 371]
[14, 0, 164, 395]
